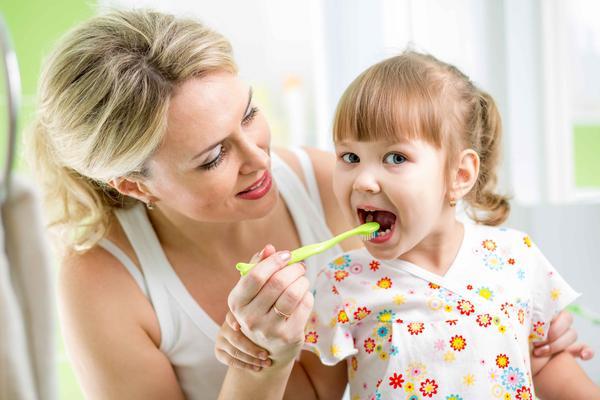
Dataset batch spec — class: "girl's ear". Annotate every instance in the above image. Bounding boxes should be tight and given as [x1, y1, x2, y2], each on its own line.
[450, 149, 480, 202]
[108, 177, 159, 204]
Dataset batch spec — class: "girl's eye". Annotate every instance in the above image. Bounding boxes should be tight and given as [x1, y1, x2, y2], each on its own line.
[200, 144, 227, 170]
[383, 152, 406, 165]
[242, 106, 259, 126]
[341, 152, 360, 164]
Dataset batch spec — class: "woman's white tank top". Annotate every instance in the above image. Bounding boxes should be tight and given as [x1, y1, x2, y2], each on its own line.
[99, 149, 343, 399]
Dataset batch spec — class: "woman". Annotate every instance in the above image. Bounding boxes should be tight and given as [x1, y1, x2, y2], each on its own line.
[28, 9, 585, 400]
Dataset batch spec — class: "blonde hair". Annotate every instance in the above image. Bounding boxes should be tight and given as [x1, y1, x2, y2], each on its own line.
[27, 9, 237, 251]
[333, 51, 509, 226]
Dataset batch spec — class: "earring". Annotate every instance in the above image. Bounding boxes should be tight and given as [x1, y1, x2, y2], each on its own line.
[449, 199, 457, 207]
[146, 200, 155, 210]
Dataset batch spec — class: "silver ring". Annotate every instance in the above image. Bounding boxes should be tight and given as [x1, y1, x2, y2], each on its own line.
[272, 305, 291, 320]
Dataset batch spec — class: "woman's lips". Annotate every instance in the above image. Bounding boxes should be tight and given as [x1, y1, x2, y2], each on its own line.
[237, 171, 272, 200]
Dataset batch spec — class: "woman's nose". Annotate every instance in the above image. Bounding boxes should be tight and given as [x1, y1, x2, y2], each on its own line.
[238, 137, 269, 175]
[352, 169, 380, 194]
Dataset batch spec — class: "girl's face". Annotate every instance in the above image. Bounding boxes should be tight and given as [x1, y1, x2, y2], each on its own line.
[143, 71, 277, 222]
[334, 138, 453, 260]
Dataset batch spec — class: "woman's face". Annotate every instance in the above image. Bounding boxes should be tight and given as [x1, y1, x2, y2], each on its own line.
[143, 71, 277, 222]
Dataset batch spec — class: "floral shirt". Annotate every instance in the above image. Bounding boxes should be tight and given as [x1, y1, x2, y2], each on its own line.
[303, 223, 579, 400]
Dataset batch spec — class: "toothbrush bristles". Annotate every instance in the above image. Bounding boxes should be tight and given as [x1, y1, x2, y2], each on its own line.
[361, 231, 379, 241]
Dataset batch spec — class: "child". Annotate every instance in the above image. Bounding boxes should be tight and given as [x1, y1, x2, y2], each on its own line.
[302, 51, 599, 399]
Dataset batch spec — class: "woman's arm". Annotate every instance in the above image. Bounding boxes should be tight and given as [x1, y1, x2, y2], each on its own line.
[59, 248, 185, 399]
[533, 351, 600, 399]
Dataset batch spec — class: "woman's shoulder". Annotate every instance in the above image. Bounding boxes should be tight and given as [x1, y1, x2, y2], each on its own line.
[59, 221, 160, 345]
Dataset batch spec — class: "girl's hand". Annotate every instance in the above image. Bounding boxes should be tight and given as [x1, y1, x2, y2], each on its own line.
[533, 310, 594, 359]
[215, 311, 272, 372]
[227, 244, 314, 366]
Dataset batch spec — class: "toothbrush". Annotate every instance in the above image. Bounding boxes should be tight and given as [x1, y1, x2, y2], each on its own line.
[236, 222, 380, 276]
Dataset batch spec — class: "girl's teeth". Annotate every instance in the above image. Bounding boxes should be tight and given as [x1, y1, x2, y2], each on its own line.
[366, 214, 374, 223]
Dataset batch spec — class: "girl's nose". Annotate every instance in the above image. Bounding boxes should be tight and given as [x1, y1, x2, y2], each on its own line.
[352, 169, 380, 194]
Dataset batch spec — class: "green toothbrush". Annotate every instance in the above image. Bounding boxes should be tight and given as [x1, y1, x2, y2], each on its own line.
[236, 222, 380, 276]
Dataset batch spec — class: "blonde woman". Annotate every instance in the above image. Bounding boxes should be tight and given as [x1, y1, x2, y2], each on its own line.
[28, 9, 587, 399]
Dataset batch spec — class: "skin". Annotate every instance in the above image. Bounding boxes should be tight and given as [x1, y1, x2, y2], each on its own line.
[58, 71, 360, 399]
[219, 137, 599, 399]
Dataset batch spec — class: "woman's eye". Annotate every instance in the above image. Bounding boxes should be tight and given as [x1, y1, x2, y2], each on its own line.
[242, 106, 259, 126]
[341, 153, 360, 163]
[383, 153, 406, 165]
[200, 144, 226, 170]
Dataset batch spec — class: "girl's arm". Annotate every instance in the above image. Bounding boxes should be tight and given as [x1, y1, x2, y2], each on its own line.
[533, 351, 600, 399]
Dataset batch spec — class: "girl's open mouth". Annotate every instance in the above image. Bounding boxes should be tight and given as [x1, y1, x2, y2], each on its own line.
[357, 206, 397, 244]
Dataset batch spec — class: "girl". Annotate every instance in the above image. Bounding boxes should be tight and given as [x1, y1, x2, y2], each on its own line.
[221, 51, 599, 399]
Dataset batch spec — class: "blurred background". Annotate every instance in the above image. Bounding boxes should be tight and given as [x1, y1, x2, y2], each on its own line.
[0, 0, 598, 398]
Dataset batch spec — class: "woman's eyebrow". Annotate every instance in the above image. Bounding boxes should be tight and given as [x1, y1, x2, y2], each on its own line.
[243, 87, 253, 118]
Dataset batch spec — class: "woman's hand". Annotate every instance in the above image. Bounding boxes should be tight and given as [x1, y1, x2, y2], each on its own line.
[227, 244, 313, 366]
[215, 311, 272, 371]
[531, 310, 594, 375]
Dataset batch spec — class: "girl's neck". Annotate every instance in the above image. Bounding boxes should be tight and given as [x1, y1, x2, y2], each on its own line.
[400, 218, 465, 277]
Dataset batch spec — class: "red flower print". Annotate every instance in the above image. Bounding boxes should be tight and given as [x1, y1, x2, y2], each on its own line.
[449, 335, 467, 351]
[376, 379, 382, 388]
[351, 356, 358, 371]
[354, 306, 371, 321]
[466, 284, 473, 290]
[518, 309, 525, 324]
[476, 314, 492, 327]
[407, 322, 425, 335]
[496, 354, 510, 368]
[457, 299, 475, 316]
[516, 386, 532, 400]
[334, 270, 349, 282]
[369, 260, 380, 271]
[508, 258, 516, 265]
[419, 378, 438, 397]
[446, 319, 457, 326]
[331, 285, 339, 295]
[501, 302, 513, 317]
[304, 331, 318, 344]
[337, 310, 349, 324]
[428, 282, 440, 289]
[377, 277, 392, 289]
[388, 372, 404, 389]
[364, 338, 376, 353]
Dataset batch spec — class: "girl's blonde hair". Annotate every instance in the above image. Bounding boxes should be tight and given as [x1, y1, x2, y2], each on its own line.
[333, 51, 509, 226]
[26, 9, 237, 251]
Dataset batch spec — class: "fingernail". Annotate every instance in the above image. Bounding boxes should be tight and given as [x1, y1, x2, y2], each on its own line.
[232, 322, 240, 331]
[279, 251, 291, 263]
[262, 359, 272, 367]
[258, 352, 268, 360]
[258, 248, 265, 258]
[253, 365, 261, 371]
[582, 350, 591, 359]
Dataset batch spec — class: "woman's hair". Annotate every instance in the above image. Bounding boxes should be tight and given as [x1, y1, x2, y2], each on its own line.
[26, 9, 237, 251]
[333, 50, 509, 226]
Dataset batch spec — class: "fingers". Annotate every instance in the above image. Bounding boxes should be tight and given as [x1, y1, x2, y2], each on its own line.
[215, 348, 264, 372]
[533, 328, 577, 357]
[544, 310, 573, 343]
[225, 311, 240, 331]
[272, 274, 311, 319]
[222, 323, 271, 363]
[567, 342, 595, 361]
[250, 262, 307, 315]
[229, 250, 292, 308]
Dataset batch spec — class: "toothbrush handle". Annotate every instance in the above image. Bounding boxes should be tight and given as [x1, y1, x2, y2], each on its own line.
[235, 248, 312, 276]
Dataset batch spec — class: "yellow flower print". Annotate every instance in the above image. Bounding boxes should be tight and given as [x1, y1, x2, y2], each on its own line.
[444, 304, 453, 312]
[330, 344, 340, 357]
[523, 236, 532, 248]
[405, 381, 415, 392]
[304, 331, 319, 344]
[393, 294, 406, 305]
[407, 322, 425, 335]
[378, 351, 388, 361]
[337, 310, 349, 324]
[550, 288, 561, 301]
[450, 335, 467, 351]
[377, 277, 393, 289]
[483, 239, 497, 251]
[477, 287, 494, 301]
[504, 393, 512, 400]
[496, 354, 510, 368]
[498, 325, 507, 334]
[463, 373, 475, 386]
[444, 350, 456, 363]
[492, 316, 501, 326]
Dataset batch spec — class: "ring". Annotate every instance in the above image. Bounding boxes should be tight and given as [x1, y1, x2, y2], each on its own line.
[272, 305, 291, 321]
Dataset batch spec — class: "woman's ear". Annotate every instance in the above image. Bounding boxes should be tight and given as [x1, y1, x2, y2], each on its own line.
[108, 177, 158, 204]
[450, 149, 480, 201]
